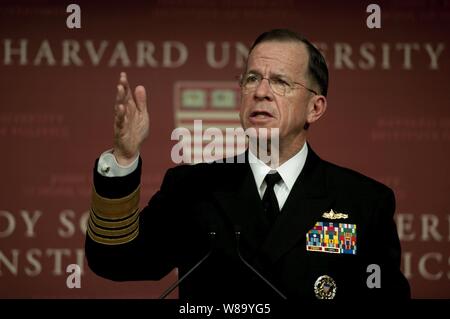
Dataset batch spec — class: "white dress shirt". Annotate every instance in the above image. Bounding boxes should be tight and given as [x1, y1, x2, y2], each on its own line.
[96, 149, 139, 177]
[248, 143, 308, 210]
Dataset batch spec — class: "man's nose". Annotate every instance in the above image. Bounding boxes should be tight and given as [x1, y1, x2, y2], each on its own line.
[254, 78, 274, 100]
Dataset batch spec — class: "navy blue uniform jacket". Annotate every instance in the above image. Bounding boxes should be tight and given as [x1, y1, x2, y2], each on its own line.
[85, 146, 410, 300]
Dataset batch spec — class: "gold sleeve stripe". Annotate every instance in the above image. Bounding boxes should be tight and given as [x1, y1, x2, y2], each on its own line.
[87, 224, 139, 246]
[90, 207, 140, 229]
[88, 215, 139, 237]
[91, 185, 140, 220]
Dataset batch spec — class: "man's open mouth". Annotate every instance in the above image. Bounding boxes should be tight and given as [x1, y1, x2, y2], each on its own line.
[250, 110, 274, 118]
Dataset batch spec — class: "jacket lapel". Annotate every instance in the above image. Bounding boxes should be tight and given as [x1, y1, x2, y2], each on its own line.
[260, 146, 334, 264]
[212, 156, 270, 254]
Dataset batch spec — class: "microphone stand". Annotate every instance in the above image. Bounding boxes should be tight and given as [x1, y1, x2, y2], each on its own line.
[158, 231, 216, 299]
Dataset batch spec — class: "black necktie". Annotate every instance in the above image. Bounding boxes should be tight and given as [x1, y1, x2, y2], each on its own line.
[262, 172, 282, 224]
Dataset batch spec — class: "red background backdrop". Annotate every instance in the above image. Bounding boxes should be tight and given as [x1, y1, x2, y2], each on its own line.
[0, 0, 449, 298]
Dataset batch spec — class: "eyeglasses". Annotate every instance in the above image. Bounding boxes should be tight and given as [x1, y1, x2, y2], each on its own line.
[239, 72, 318, 96]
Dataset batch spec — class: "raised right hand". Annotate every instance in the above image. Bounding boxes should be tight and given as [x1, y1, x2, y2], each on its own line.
[113, 72, 149, 166]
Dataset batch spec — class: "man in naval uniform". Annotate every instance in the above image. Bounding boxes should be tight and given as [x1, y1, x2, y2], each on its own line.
[85, 29, 410, 300]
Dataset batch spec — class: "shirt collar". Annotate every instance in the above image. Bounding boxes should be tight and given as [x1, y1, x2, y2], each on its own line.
[248, 142, 308, 191]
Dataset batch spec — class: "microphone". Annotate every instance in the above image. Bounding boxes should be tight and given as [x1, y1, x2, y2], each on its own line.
[158, 231, 216, 299]
[234, 227, 287, 300]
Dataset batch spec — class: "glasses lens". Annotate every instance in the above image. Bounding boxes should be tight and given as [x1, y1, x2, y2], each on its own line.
[269, 80, 286, 96]
[240, 74, 289, 96]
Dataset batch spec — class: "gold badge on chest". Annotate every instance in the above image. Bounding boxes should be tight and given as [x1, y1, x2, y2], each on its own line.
[322, 209, 348, 220]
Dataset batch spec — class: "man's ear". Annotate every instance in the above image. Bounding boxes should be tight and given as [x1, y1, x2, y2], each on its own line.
[306, 95, 327, 125]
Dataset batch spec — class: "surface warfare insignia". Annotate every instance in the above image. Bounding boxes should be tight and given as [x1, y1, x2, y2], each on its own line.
[306, 221, 357, 255]
[314, 275, 337, 299]
[322, 209, 348, 220]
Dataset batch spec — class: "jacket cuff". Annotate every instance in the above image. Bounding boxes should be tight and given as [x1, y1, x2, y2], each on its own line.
[88, 158, 143, 245]
[93, 157, 142, 198]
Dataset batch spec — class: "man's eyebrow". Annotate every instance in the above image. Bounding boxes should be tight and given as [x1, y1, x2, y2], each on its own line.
[270, 72, 290, 80]
[246, 69, 290, 79]
[246, 69, 261, 75]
